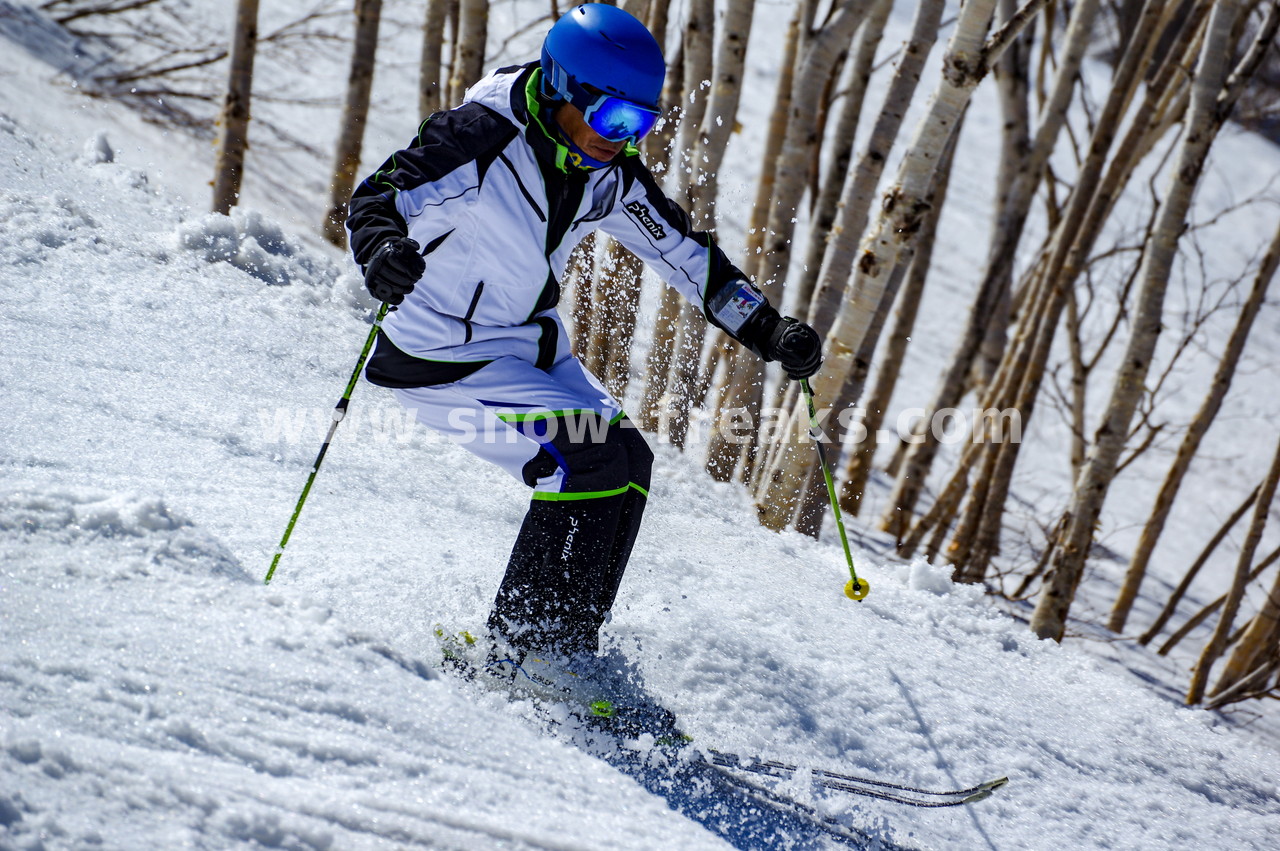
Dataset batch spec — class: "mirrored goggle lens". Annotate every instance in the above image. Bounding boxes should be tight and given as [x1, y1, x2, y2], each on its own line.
[583, 96, 660, 142]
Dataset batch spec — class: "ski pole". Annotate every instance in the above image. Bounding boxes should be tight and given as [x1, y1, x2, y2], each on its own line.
[264, 302, 390, 584]
[799, 378, 869, 600]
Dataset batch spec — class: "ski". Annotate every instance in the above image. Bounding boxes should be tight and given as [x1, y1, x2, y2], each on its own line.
[431, 641, 876, 846]
[701, 759, 877, 846]
[434, 629, 1008, 811]
[705, 749, 1009, 808]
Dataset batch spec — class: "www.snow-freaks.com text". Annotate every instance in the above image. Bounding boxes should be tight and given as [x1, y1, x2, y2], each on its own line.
[252, 405, 1022, 449]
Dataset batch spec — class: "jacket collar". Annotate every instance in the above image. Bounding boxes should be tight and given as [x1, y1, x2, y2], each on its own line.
[503, 63, 639, 173]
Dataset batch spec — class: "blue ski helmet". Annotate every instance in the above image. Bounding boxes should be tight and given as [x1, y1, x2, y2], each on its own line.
[541, 4, 665, 143]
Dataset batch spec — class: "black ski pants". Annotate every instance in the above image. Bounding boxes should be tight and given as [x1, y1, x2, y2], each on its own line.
[488, 413, 653, 656]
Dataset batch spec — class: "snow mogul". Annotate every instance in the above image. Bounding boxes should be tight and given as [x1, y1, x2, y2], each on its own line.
[345, 4, 822, 663]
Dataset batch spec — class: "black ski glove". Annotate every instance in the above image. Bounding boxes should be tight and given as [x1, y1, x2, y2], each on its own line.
[764, 316, 823, 380]
[364, 237, 425, 305]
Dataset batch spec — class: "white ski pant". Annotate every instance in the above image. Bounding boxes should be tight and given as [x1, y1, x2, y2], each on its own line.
[390, 354, 627, 496]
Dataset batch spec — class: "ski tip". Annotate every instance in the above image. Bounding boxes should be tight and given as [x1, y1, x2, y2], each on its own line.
[962, 777, 1009, 804]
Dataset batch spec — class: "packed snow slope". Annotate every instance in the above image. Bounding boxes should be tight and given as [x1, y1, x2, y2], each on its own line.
[2, 108, 1280, 851]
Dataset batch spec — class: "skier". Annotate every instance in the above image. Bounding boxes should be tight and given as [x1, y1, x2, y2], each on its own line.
[346, 4, 821, 664]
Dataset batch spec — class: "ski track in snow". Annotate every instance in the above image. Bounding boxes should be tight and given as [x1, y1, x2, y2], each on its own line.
[3, 2, 1280, 849]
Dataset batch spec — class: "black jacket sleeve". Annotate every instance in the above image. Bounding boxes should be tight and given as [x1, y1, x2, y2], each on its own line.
[608, 158, 783, 356]
[345, 103, 518, 268]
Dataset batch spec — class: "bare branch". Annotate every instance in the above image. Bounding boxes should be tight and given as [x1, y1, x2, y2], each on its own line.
[981, 0, 1053, 70]
[54, 0, 162, 27]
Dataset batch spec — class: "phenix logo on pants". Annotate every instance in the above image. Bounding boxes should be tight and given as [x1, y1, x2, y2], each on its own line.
[561, 515, 580, 563]
[625, 201, 667, 240]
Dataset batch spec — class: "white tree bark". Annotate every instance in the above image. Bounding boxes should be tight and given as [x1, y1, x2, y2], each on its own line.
[805, 0, 946, 335]
[1109, 217, 1280, 632]
[322, 0, 384, 248]
[928, 0, 1182, 573]
[881, 0, 1101, 536]
[838, 109, 962, 517]
[1188, 433, 1280, 704]
[757, 0, 1051, 530]
[647, 0, 719, 448]
[638, 0, 715, 436]
[660, 0, 756, 447]
[1031, 0, 1243, 642]
[793, 0, 893, 316]
[705, 6, 801, 480]
[703, 0, 867, 473]
[449, 0, 488, 107]
[419, 0, 449, 119]
[1211, 544, 1280, 702]
[754, 0, 869, 298]
[211, 0, 260, 215]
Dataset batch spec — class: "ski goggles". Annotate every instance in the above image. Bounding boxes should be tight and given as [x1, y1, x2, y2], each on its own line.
[581, 93, 660, 143]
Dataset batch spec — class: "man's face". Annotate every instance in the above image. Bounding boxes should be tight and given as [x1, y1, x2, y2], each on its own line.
[553, 102, 626, 163]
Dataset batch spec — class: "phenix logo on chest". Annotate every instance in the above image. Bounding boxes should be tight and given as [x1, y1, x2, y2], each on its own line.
[625, 201, 667, 240]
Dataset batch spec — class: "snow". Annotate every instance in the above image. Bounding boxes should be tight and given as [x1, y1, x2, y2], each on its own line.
[2, 1, 1280, 849]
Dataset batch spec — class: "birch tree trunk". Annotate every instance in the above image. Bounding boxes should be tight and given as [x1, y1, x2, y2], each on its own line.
[757, 0, 1052, 530]
[587, 237, 643, 399]
[1108, 218, 1280, 633]
[973, 0, 1033, 387]
[637, 0, 714, 436]
[1187, 432, 1280, 704]
[583, 237, 611, 371]
[569, 233, 598, 358]
[211, 0, 260, 215]
[804, 0, 945, 337]
[897, 349, 1024, 558]
[838, 117, 960, 516]
[580, 0, 667, 402]
[959, 10, 1213, 577]
[1211, 555, 1280, 701]
[419, 0, 449, 119]
[322, 0, 384, 248]
[449, 0, 488, 107]
[757, 0, 939, 489]
[705, 7, 801, 480]
[1158, 546, 1280, 657]
[1030, 0, 1243, 642]
[703, 0, 868, 474]
[1140, 484, 1261, 647]
[687, 0, 753, 225]
[582, 0, 652, 386]
[938, 0, 1177, 576]
[654, 0, 733, 449]
[620, 0, 652, 22]
[641, 0, 681, 170]
[803, 106, 962, 533]
[793, 0, 893, 316]
[880, 0, 1102, 536]
[754, 0, 911, 484]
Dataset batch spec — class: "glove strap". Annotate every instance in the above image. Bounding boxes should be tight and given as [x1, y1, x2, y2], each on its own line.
[706, 279, 779, 359]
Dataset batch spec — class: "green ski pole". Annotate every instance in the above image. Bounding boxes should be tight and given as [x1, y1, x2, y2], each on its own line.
[800, 378, 869, 600]
[264, 302, 390, 584]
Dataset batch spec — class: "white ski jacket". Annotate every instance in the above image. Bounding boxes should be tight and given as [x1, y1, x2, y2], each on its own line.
[347, 63, 774, 388]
